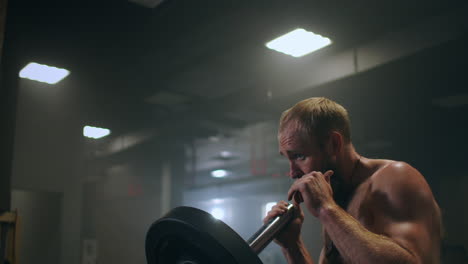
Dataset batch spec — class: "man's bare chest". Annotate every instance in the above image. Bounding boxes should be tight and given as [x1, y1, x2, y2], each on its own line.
[346, 179, 374, 227]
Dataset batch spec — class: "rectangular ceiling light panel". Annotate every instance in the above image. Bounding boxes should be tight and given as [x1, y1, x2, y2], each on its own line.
[266, 28, 332, 57]
[19, 62, 70, 84]
[83, 126, 111, 139]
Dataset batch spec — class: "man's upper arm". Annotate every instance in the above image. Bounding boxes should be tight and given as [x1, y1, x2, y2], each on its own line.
[371, 162, 441, 263]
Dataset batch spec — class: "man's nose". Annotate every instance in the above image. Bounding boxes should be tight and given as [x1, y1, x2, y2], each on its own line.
[289, 162, 302, 179]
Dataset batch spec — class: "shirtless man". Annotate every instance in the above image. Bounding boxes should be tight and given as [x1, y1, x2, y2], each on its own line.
[265, 97, 441, 264]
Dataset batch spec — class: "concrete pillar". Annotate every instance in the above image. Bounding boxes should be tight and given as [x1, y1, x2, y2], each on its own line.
[60, 138, 85, 264]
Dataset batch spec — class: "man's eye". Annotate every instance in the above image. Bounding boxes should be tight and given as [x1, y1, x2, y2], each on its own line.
[293, 154, 306, 160]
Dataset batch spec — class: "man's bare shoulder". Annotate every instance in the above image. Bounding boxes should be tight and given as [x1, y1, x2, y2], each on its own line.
[363, 161, 442, 263]
[365, 158, 394, 171]
[370, 161, 431, 193]
[367, 160, 437, 219]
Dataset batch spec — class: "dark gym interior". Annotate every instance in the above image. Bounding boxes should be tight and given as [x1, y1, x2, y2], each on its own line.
[1, 0, 468, 263]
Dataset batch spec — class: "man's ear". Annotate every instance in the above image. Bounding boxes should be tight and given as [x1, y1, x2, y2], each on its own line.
[328, 131, 343, 156]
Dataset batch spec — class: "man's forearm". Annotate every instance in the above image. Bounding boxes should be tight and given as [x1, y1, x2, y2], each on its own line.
[281, 238, 315, 264]
[319, 204, 415, 264]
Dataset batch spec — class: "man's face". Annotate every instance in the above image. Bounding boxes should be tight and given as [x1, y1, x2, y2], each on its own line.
[278, 126, 331, 179]
[278, 126, 345, 196]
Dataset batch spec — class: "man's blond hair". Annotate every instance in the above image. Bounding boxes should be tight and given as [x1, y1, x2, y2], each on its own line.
[279, 97, 351, 145]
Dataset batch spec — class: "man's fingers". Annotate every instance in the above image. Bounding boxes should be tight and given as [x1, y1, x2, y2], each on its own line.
[287, 182, 299, 201]
[287, 188, 294, 201]
[293, 191, 303, 205]
[263, 201, 289, 224]
[324, 170, 334, 183]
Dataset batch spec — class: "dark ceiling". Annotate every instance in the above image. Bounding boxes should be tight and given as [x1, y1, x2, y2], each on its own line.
[4, 0, 468, 163]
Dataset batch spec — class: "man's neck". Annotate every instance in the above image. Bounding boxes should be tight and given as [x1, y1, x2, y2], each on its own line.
[337, 144, 362, 189]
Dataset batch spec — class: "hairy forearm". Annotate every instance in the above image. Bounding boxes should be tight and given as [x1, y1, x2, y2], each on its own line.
[319, 204, 416, 264]
[281, 238, 315, 264]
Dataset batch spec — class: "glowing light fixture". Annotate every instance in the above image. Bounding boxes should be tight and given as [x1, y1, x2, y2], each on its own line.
[266, 28, 331, 57]
[211, 208, 225, 220]
[209, 136, 220, 142]
[19, 62, 70, 84]
[211, 169, 229, 178]
[211, 198, 224, 204]
[220, 151, 233, 158]
[83, 126, 111, 139]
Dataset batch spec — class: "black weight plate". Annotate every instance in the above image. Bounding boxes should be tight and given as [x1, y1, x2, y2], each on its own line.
[146, 206, 263, 264]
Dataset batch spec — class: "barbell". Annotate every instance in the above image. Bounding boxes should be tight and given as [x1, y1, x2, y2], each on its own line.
[145, 203, 295, 264]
